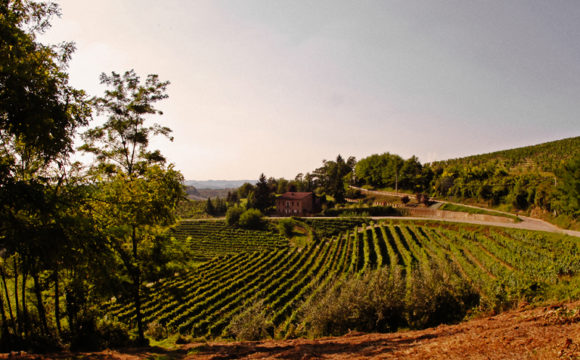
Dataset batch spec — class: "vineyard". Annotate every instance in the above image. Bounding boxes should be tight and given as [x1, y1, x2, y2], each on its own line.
[167, 220, 289, 261]
[106, 219, 580, 339]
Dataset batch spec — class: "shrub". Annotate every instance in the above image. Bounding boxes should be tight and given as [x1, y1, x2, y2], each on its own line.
[405, 263, 479, 328]
[145, 321, 167, 341]
[225, 206, 244, 226]
[322, 206, 398, 217]
[300, 268, 406, 337]
[226, 301, 273, 341]
[70, 316, 132, 351]
[300, 264, 478, 337]
[238, 209, 264, 229]
[278, 218, 295, 238]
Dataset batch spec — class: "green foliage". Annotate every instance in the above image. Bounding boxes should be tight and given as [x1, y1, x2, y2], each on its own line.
[312, 155, 356, 203]
[554, 155, 580, 217]
[226, 300, 273, 341]
[321, 206, 399, 217]
[238, 209, 265, 229]
[0, 0, 90, 162]
[277, 218, 296, 238]
[145, 321, 168, 341]
[80, 69, 184, 344]
[355, 137, 580, 227]
[204, 198, 215, 215]
[300, 263, 477, 337]
[432, 136, 580, 174]
[105, 220, 580, 342]
[300, 268, 406, 336]
[355, 153, 403, 189]
[225, 206, 245, 226]
[247, 174, 274, 211]
[405, 264, 479, 328]
[70, 315, 132, 351]
[169, 220, 287, 261]
[174, 199, 208, 219]
[237, 182, 255, 199]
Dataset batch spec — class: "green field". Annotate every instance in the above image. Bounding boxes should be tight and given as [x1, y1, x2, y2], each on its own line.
[168, 220, 289, 262]
[105, 219, 580, 339]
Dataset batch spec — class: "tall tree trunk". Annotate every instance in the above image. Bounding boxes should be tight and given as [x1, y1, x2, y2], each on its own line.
[54, 268, 61, 337]
[0, 289, 9, 345]
[21, 268, 28, 337]
[0, 266, 15, 334]
[32, 273, 48, 335]
[13, 258, 19, 335]
[132, 225, 145, 344]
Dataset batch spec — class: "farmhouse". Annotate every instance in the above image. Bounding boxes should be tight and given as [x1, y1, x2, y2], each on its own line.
[275, 192, 319, 216]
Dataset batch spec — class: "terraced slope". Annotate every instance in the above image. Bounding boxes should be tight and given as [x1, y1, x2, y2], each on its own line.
[107, 220, 580, 339]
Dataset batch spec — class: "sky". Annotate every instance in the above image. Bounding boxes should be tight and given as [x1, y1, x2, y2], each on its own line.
[41, 1, 580, 180]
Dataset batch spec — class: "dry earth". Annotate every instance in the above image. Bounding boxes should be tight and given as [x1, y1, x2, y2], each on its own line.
[4, 301, 579, 360]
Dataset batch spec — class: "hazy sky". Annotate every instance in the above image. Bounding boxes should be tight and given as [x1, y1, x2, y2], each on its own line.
[41, 1, 580, 180]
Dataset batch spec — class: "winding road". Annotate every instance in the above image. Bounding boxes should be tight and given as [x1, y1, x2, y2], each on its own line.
[350, 186, 580, 238]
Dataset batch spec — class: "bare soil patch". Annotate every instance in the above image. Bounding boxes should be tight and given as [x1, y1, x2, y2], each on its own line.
[5, 301, 579, 360]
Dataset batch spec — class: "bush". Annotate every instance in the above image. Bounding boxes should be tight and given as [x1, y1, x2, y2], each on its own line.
[322, 206, 399, 217]
[345, 188, 363, 199]
[278, 218, 296, 238]
[145, 321, 167, 341]
[405, 264, 479, 328]
[300, 268, 406, 337]
[70, 316, 132, 351]
[225, 206, 244, 226]
[226, 301, 273, 340]
[238, 209, 265, 229]
[299, 264, 479, 337]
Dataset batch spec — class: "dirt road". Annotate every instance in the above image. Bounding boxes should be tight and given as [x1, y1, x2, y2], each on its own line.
[350, 186, 580, 238]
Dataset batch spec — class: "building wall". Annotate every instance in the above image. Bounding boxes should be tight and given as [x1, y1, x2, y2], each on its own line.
[276, 193, 314, 216]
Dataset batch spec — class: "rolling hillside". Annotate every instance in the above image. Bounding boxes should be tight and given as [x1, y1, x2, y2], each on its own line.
[106, 219, 580, 340]
[430, 136, 580, 174]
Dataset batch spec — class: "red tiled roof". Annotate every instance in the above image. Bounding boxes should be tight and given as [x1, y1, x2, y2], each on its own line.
[277, 192, 313, 200]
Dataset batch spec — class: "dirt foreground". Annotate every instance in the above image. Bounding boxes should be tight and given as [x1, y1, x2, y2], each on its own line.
[4, 301, 579, 360]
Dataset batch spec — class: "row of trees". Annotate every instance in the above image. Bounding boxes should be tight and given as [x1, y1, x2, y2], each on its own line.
[221, 155, 355, 215]
[354, 151, 580, 221]
[245, 148, 578, 222]
[1, 1, 183, 349]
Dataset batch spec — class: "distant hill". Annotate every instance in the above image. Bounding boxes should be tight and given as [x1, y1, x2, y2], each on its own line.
[184, 180, 256, 189]
[185, 185, 235, 200]
[431, 136, 580, 174]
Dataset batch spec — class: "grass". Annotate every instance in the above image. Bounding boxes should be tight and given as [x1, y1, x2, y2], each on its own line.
[440, 203, 521, 222]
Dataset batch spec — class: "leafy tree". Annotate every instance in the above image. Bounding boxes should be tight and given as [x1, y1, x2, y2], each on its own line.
[238, 209, 265, 229]
[225, 206, 244, 226]
[0, 0, 91, 348]
[554, 155, 580, 217]
[80, 70, 184, 344]
[399, 156, 422, 191]
[0, 0, 90, 164]
[237, 182, 255, 199]
[355, 153, 405, 190]
[276, 178, 289, 194]
[313, 155, 356, 203]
